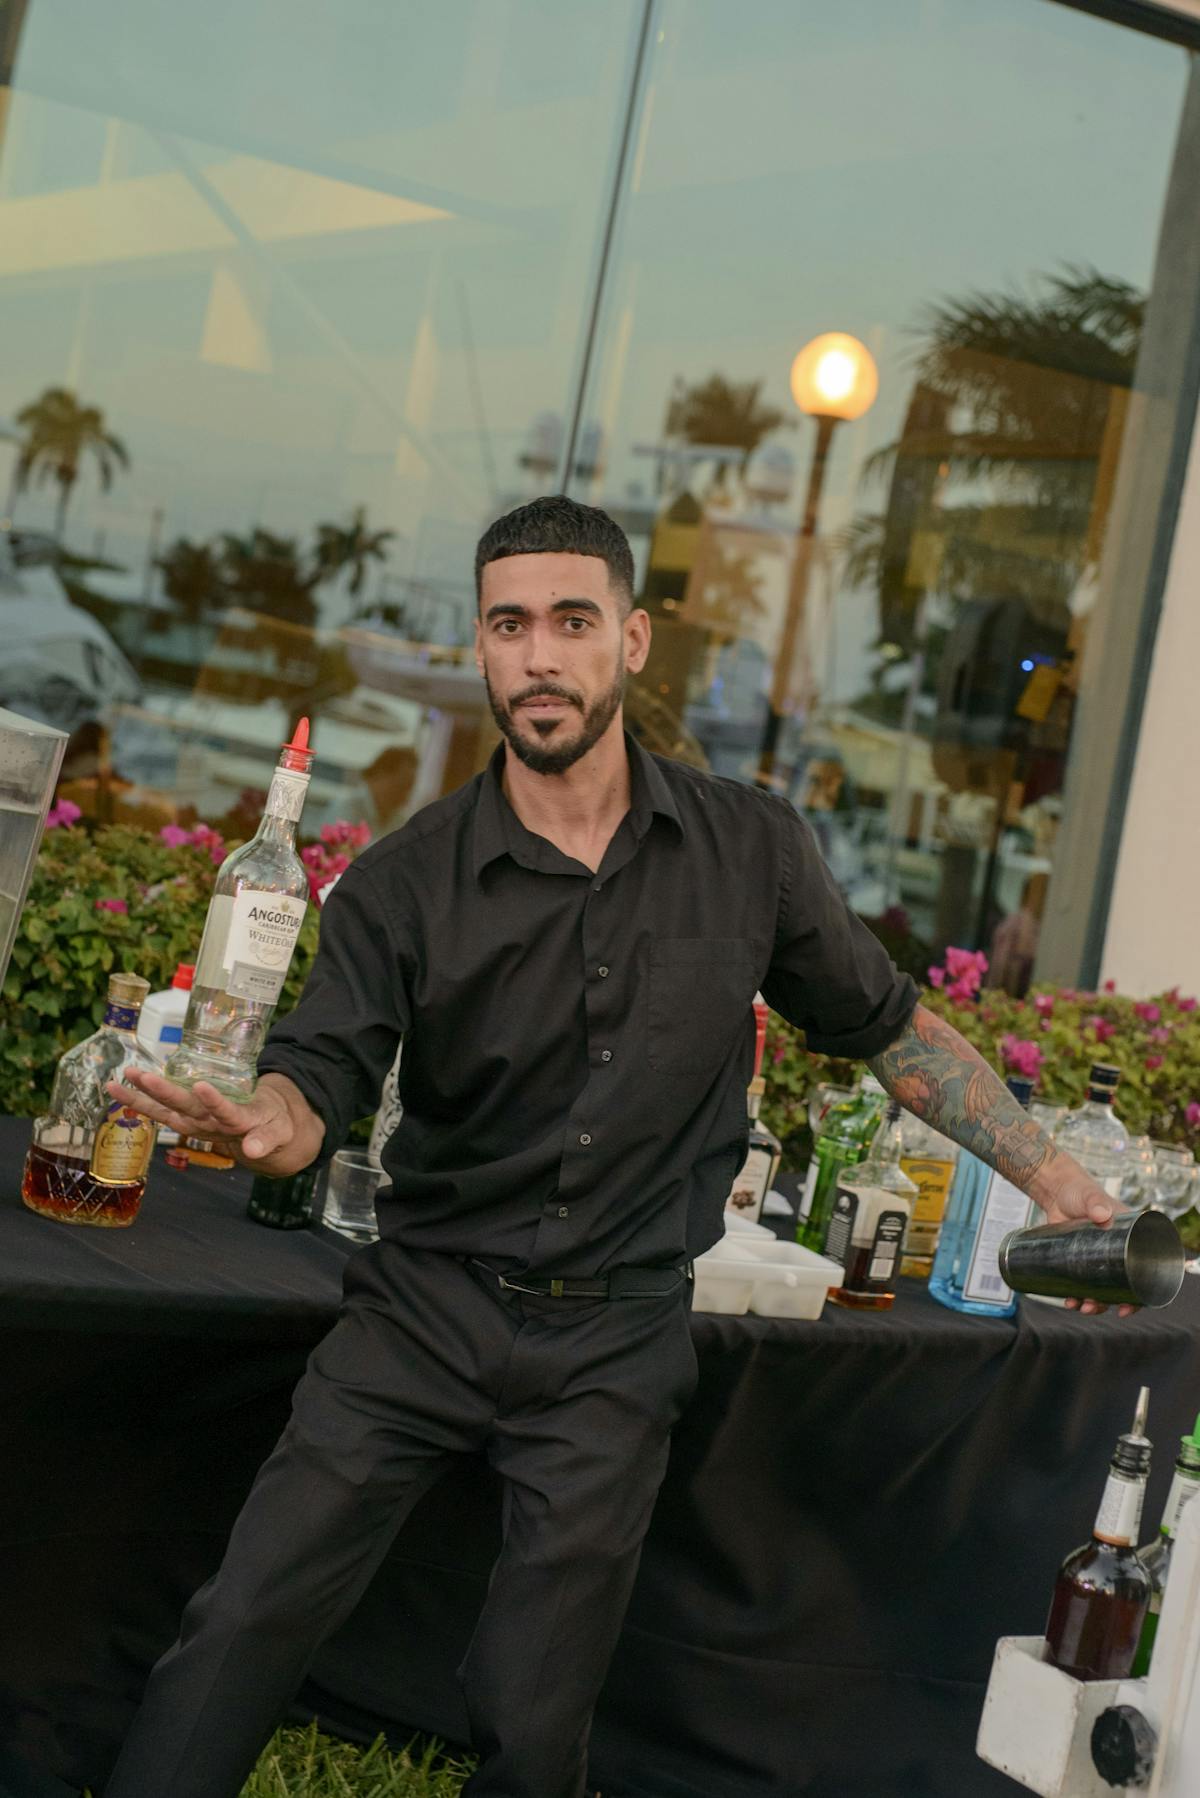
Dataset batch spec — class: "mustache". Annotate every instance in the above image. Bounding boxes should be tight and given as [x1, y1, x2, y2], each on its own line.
[509, 683, 584, 711]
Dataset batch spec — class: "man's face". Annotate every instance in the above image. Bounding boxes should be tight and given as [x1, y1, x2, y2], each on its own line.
[475, 552, 649, 775]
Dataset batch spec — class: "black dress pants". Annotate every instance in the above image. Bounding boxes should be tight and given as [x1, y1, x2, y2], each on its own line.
[102, 1242, 699, 1798]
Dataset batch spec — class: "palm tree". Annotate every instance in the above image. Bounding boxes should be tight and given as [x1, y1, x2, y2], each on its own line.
[842, 266, 1144, 652]
[157, 537, 226, 627]
[664, 374, 791, 486]
[313, 506, 396, 597]
[10, 386, 130, 543]
[218, 528, 320, 630]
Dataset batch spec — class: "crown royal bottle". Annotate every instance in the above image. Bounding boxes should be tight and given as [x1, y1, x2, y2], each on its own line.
[22, 972, 160, 1227]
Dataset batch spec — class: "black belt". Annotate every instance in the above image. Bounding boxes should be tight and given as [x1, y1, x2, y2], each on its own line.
[469, 1258, 690, 1300]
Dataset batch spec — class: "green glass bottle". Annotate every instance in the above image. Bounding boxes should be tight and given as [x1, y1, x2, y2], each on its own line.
[798, 1074, 885, 1253]
[1131, 1411, 1200, 1676]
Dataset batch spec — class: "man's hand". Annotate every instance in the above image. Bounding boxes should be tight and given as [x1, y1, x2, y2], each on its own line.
[106, 1068, 320, 1176]
[1028, 1159, 1135, 1318]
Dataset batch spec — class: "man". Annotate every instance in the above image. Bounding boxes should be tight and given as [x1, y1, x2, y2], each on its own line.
[105, 496, 1123, 1798]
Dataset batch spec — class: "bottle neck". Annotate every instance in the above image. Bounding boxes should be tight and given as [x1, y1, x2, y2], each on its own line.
[102, 1000, 141, 1034]
[256, 762, 311, 845]
[1161, 1464, 1200, 1539]
[1094, 1464, 1148, 1547]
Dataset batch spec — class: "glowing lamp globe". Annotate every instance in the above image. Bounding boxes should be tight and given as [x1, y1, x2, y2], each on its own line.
[789, 333, 878, 422]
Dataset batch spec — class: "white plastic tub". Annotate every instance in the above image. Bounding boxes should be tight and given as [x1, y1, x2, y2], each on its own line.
[692, 1232, 841, 1320]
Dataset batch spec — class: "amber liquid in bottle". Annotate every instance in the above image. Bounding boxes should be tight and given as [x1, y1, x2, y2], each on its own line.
[21, 1142, 145, 1227]
[1044, 1391, 1152, 1682]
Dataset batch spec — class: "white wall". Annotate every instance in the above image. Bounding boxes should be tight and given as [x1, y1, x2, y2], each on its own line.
[1101, 380, 1200, 996]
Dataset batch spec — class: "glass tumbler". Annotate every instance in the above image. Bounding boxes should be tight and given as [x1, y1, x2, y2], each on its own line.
[321, 1148, 385, 1242]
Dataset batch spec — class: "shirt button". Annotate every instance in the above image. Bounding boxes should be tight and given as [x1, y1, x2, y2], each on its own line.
[600, 1049, 613, 1063]
[597, 965, 609, 978]
[558, 1206, 569, 1218]
[593, 882, 602, 892]
[579, 1133, 592, 1146]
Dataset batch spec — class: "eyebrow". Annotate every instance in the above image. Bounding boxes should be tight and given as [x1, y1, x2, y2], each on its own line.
[483, 597, 604, 622]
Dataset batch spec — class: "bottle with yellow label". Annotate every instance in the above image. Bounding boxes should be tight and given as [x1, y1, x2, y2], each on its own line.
[21, 972, 159, 1227]
[898, 1111, 959, 1279]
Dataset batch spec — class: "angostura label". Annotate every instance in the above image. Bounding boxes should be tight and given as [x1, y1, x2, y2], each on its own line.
[90, 1104, 154, 1185]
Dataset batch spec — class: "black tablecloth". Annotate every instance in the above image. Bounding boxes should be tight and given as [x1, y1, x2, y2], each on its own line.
[2, 1114, 1199, 1798]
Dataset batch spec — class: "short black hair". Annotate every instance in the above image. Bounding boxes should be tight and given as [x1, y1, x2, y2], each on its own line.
[475, 494, 635, 615]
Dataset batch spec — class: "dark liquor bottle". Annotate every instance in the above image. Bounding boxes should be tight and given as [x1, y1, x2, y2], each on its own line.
[1045, 1388, 1153, 1682]
[1131, 1410, 1200, 1677]
[246, 1165, 320, 1230]
[825, 1100, 916, 1310]
[22, 972, 159, 1227]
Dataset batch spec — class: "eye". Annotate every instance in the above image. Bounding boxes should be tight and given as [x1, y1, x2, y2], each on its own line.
[494, 619, 522, 635]
[562, 615, 591, 632]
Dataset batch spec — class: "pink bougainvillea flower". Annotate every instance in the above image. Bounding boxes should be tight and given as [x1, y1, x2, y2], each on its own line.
[45, 798, 82, 829]
[1103, 978, 1117, 993]
[159, 823, 191, 847]
[1086, 1015, 1117, 1042]
[320, 819, 371, 850]
[1134, 1001, 1162, 1025]
[1145, 1054, 1164, 1071]
[1187, 1102, 1200, 1129]
[1033, 993, 1054, 1018]
[1180, 997, 1198, 1013]
[94, 897, 128, 914]
[1001, 1035, 1045, 1080]
[1151, 1027, 1171, 1045]
[927, 965, 945, 988]
[772, 1041, 786, 1065]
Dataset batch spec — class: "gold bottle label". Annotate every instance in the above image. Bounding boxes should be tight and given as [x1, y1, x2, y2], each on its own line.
[900, 1154, 956, 1257]
[90, 1104, 154, 1186]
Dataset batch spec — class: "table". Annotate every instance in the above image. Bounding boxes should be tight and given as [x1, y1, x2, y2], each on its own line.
[2, 1114, 1199, 1798]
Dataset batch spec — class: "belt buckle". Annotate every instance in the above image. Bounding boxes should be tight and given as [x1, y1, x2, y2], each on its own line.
[550, 1278, 564, 1298]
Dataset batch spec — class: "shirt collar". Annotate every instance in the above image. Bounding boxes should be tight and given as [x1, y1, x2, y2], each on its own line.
[472, 730, 683, 880]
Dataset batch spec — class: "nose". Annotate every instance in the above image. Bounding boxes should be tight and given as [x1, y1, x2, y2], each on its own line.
[523, 621, 562, 679]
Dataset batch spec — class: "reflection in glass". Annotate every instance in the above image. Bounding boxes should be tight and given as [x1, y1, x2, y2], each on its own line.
[0, 0, 639, 837]
[569, 0, 1196, 990]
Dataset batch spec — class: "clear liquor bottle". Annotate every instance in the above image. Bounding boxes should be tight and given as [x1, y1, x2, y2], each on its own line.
[1054, 1063, 1128, 1200]
[798, 1073, 885, 1252]
[1045, 1388, 1153, 1682]
[1131, 1410, 1200, 1676]
[825, 1100, 917, 1309]
[21, 972, 159, 1227]
[166, 721, 313, 1100]
[928, 1075, 1036, 1317]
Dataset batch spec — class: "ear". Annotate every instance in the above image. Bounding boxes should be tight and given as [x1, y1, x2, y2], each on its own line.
[473, 614, 484, 679]
[624, 606, 651, 677]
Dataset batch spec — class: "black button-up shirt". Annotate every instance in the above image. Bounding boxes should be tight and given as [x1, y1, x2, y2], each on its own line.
[259, 735, 917, 1274]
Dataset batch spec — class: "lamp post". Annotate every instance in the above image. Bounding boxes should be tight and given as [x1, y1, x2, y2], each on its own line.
[756, 332, 878, 787]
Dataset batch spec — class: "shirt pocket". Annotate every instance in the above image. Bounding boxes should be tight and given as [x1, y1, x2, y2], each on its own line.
[647, 937, 754, 1075]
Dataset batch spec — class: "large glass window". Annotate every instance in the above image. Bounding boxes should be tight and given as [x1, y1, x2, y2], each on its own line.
[2, 0, 1197, 992]
[569, 0, 1199, 990]
[0, 0, 639, 834]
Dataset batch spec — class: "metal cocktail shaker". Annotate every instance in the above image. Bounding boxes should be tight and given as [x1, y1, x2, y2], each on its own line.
[998, 1210, 1185, 1308]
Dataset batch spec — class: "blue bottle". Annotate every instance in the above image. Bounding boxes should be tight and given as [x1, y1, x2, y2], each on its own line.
[928, 1075, 1036, 1317]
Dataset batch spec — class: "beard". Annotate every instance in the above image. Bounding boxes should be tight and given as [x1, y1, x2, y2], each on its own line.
[485, 657, 625, 775]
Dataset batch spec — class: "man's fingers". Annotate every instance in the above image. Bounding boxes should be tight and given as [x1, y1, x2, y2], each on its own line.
[106, 1078, 197, 1139]
[119, 1066, 210, 1123]
[1088, 1202, 1115, 1227]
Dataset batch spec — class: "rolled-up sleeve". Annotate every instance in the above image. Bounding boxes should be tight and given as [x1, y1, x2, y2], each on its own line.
[760, 802, 917, 1060]
[257, 862, 411, 1156]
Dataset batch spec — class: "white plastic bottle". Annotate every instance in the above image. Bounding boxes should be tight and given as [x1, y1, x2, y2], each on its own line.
[138, 962, 196, 1144]
[138, 962, 197, 1063]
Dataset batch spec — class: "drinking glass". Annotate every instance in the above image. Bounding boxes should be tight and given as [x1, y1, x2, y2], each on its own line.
[808, 1083, 855, 1135]
[321, 1148, 385, 1242]
[1151, 1143, 1196, 1220]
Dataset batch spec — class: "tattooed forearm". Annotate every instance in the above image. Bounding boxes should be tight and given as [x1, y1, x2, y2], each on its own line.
[867, 1003, 1061, 1192]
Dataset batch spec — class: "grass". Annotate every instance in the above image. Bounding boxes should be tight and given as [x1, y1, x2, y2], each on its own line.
[83, 1725, 474, 1797]
[240, 1726, 475, 1796]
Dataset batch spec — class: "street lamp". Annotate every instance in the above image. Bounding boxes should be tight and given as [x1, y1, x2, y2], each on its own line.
[757, 332, 878, 787]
